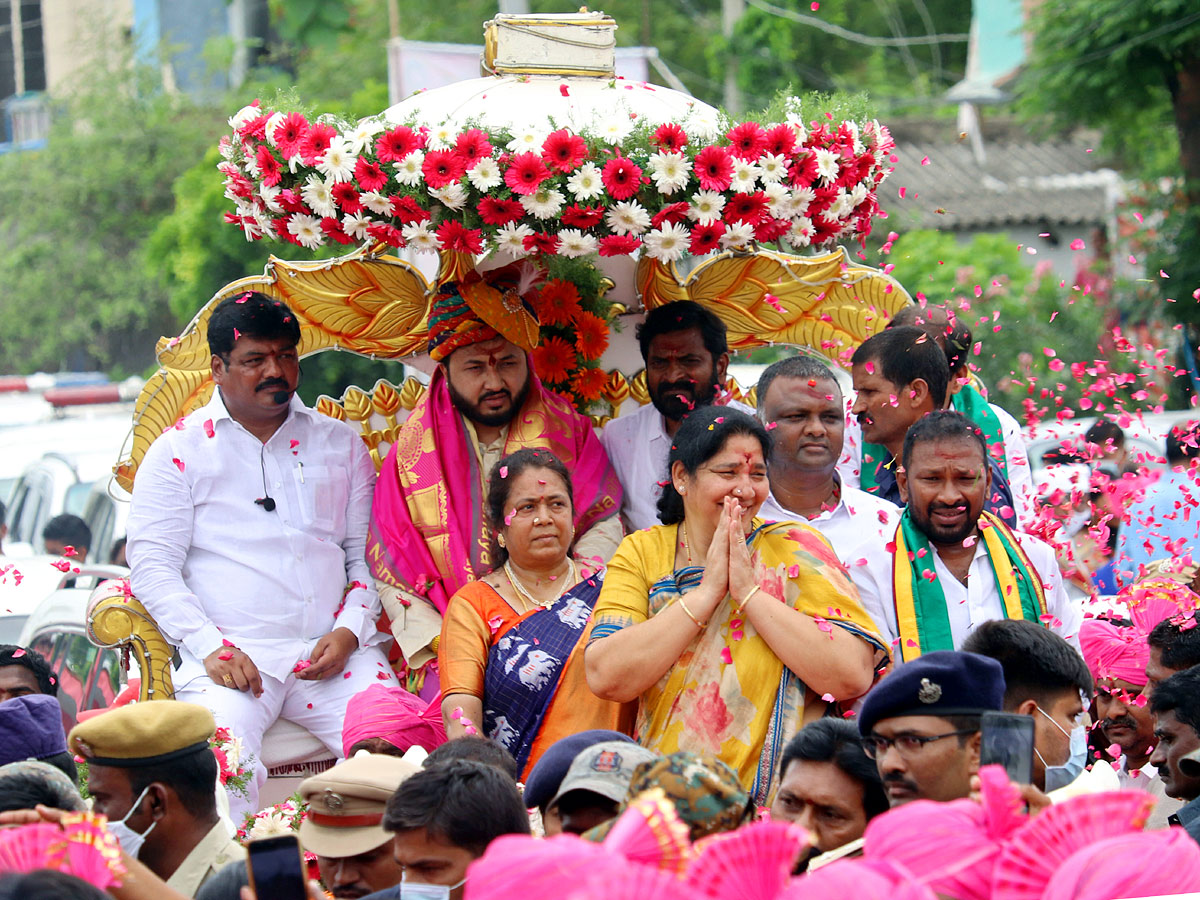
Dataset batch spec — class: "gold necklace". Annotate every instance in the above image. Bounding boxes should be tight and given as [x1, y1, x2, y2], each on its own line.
[680, 523, 693, 563]
[504, 559, 575, 611]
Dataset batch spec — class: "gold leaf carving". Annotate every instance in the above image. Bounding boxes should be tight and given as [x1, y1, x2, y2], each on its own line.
[315, 396, 347, 421]
[342, 387, 371, 423]
[398, 376, 427, 411]
[629, 370, 650, 406]
[372, 380, 401, 417]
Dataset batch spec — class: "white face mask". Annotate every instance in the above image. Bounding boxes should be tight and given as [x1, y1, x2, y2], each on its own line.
[1035, 706, 1089, 792]
[400, 874, 467, 900]
[106, 785, 158, 859]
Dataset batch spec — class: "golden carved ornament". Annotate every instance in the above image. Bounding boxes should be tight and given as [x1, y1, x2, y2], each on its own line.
[636, 247, 911, 362]
[314, 377, 432, 471]
[87, 582, 176, 701]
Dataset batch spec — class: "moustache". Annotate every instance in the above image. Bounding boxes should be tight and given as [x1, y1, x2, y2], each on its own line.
[1103, 715, 1138, 731]
[929, 503, 968, 514]
[256, 378, 289, 393]
[881, 773, 919, 792]
[479, 389, 512, 402]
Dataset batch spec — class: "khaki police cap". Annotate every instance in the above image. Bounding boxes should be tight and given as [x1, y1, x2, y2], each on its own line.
[298, 752, 421, 859]
[68, 701, 215, 767]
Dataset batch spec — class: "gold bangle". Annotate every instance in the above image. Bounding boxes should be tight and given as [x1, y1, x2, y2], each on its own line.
[735, 586, 761, 615]
[678, 597, 707, 629]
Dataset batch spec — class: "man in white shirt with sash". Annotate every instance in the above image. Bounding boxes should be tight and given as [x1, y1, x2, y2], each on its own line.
[852, 410, 1080, 662]
[127, 291, 396, 818]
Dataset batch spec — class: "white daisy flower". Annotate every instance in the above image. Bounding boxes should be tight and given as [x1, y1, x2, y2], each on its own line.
[317, 136, 358, 183]
[342, 212, 373, 240]
[506, 128, 546, 153]
[343, 119, 385, 155]
[566, 162, 604, 201]
[791, 186, 816, 218]
[762, 181, 791, 216]
[238, 216, 263, 241]
[557, 229, 598, 258]
[264, 112, 286, 148]
[228, 103, 260, 131]
[758, 152, 789, 184]
[814, 148, 840, 183]
[494, 222, 535, 257]
[846, 121, 864, 155]
[300, 174, 337, 218]
[520, 187, 565, 220]
[248, 811, 294, 840]
[785, 217, 815, 249]
[360, 190, 393, 216]
[287, 154, 305, 174]
[784, 114, 808, 144]
[287, 214, 324, 250]
[401, 222, 441, 253]
[242, 147, 261, 179]
[426, 123, 456, 151]
[605, 200, 651, 235]
[826, 188, 854, 220]
[849, 182, 869, 208]
[719, 221, 755, 250]
[647, 151, 690, 195]
[431, 182, 468, 210]
[688, 190, 726, 225]
[467, 157, 502, 191]
[259, 183, 283, 213]
[252, 211, 273, 238]
[642, 222, 690, 263]
[393, 150, 426, 187]
[218, 136, 236, 161]
[729, 159, 761, 192]
[594, 115, 633, 144]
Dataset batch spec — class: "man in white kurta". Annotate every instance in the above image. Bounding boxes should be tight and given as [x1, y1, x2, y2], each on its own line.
[601, 300, 752, 532]
[127, 293, 395, 818]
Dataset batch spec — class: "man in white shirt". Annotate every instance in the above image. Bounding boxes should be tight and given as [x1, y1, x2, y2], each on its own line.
[755, 356, 899, 611]
[852, 410, 1080, 662]
[600, 300, 752, 532]
[127, 292, 396, 818]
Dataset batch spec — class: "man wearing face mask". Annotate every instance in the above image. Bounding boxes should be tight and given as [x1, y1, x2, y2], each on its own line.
[961, 619, 1093, 792]
[361, 759, 530, 900]
[67, 701, 243, 897]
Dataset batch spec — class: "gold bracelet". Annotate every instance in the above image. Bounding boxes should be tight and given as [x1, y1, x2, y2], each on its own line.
[735, 586, 761, 615]
[678, 597, 707, 629]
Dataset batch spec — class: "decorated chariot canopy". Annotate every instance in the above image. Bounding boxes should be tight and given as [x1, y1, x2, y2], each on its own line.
[114, 10, 911, 492]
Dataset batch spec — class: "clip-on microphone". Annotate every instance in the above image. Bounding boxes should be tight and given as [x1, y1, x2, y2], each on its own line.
[255, 444, 277, 512]
[255, 496, 276, 511]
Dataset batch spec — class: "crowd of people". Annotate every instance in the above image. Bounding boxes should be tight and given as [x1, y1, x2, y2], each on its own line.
[4, 266, 1200, 899]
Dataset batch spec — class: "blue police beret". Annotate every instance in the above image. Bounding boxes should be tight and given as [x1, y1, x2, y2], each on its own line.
[523, 729, 635, 810]
[857, 650, 1006, 736]
[0, 694, 68, 766]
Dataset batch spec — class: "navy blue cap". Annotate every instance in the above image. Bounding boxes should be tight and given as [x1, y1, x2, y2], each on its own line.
[857, 650, 1006, 737]
[523, 729, 635, 810]
[0, 694, 68, 766]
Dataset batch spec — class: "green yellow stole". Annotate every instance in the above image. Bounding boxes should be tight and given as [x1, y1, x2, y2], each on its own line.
[891, 510, 1047, 661]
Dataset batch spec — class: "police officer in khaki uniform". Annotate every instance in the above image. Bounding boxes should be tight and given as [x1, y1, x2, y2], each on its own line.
[299, 752, 421, 898]
[68, 701, 244, 898]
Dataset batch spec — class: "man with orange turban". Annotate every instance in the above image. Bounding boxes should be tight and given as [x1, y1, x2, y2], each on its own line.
[368, 264, 622, 698]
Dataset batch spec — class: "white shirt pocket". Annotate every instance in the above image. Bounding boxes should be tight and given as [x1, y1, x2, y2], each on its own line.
[294, 464, 350, 536]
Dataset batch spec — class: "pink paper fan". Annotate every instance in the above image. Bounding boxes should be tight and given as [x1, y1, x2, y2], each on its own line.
[977, 764, 1027, 840]
[0, 816, 123, 889]
[603, 791, 693, 875]
[0, 823, 62, 873]
[782, 858, 938, 900]
[464, 833, 617, 900]
[686, 820, 810, 900]
[567, 863, 693, 900]
[992, 791, 1155, 900]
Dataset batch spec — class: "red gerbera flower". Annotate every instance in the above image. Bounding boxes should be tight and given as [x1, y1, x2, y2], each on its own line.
[366, 222, 405, 247]
[273, 112, 309, 158]
[273, 216, 301, 245]
[422, 149, 467, 189]
[436, 220, 484, 255]
[354, 157, 388, 192]
[226, 172, 254, 200]
[278, 190, 309, 214]
[689, 221, 725, 255]
[651, 201, 691, 229]
[477, 197, 525, 226]
[455, 128, 494, 166]
[570, 366, 608, 402]
[331, 182, 362, 214]
[693, 145, 734, 191]
[726, 122, 768, 161]
[724, 191, 770, 225]
[541, 129, 588, 174]
[754, 216, 790, 243]
[601, 155, 643, 201]
[237, 114, 269, 141]
[561, 204, 606, 229]
[808, 185, 839, 218]
[763, 123, 798, 158]
[375, 125, 422, 163]
[573, 312, 609, 359]
[651, 123, 688, 153]
[536, 280, 583, 326]
[788, 150, 820, 188]
[320, 216, 355, 245]
[810, 215, 840, 246]
[522, 231, 561, 255]
[300, 122, 337, 165]
[256, 145, 282, 187]
[504, 152, 551, 196]
[598, 234, 642, 257]
[390, 195, 430, 225]
[531, 336, 576, 385]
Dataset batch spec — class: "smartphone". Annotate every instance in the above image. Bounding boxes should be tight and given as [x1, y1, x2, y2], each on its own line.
[247, 834, 308, 900]
[980, 711, 1036, 784]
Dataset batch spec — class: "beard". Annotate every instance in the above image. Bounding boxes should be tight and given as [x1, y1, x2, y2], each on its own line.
[650, 365, 721, 422]
[908, 500, 979, 546]
[447, 373, 531, 428]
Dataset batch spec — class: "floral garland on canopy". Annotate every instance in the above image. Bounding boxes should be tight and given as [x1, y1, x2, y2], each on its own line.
[219, 99, 896, 260]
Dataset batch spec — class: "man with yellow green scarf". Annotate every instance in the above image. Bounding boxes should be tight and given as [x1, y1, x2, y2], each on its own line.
[851, 411, 1081, 663]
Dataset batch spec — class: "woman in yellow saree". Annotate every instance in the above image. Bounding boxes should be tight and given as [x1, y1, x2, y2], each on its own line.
[586, 407, 886, 803]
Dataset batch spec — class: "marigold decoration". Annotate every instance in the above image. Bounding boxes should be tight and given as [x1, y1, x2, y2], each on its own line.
[219, 100, 894, 260]
[536, 279, 584, 326]
[531, 335, 576, 385]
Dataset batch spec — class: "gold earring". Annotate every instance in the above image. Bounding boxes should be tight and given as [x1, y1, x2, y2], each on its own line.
[498, 534, 506, 548]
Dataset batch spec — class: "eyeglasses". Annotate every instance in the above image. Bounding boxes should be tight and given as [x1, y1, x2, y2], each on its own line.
[862, 729, 977, 759]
